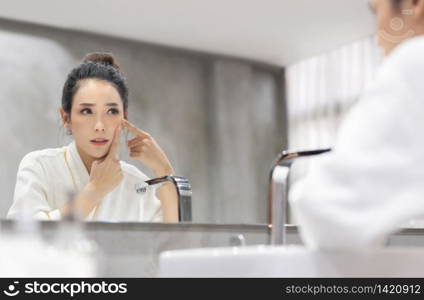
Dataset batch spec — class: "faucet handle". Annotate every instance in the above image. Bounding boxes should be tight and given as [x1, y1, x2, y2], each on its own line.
[272, 148, 332, 168]
[229, 234, 246, 247]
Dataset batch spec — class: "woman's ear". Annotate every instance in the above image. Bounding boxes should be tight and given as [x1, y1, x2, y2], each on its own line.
[124, 111, 128, 120]
[59, 108, 71, 129]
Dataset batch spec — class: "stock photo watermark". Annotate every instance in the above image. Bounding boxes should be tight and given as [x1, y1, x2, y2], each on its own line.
[2, 280, 127, 297]
[378, 9, 415, 43]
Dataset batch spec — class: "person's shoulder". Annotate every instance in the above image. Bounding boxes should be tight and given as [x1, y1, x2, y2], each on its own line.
[119, 160, 150, 181]
[385, 36, 424, 72]
[20, 146, 67, 167]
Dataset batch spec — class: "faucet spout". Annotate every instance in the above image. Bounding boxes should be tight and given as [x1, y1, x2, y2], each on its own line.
[144, 175, 193, 222]
[270, 165, 290, 244]
[268, 148, 331, 245]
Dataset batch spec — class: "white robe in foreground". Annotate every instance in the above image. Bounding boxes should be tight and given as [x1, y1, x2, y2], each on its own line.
[8, 141, 163, 222]
[290, 35, 424, 249]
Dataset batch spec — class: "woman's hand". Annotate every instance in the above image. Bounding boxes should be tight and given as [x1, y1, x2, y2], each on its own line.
[88, 125, 124, 197]
[122, 119, 175, 177]
[122, 119, 178, 222]
[61, 126, 124, 219]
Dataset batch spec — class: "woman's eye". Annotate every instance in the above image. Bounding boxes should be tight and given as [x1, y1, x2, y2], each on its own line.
[80, 108, 92, 115]
[107, 108, 120, 115]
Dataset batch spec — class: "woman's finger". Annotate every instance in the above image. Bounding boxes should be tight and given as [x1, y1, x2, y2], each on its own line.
[129, 138, 151, 148]
[122, 119, 150, 137]
[127, 136, 145, 147]
[106, 126, 121, 161]
[129, 151, 142, 157]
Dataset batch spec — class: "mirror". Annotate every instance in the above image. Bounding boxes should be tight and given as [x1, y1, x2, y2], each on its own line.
[0, 20, 284, 225]
[0, 1, 377, 225]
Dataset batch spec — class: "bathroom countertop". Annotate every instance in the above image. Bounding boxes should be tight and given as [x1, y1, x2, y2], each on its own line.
[1, 220, 424, 276]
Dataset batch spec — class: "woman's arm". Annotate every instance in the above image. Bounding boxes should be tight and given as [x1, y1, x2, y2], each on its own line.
[154, 168, 179, 223]
[122, 119, 179, 222]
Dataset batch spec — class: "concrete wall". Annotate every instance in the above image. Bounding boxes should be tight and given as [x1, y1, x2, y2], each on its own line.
[0, 18, 286, 223]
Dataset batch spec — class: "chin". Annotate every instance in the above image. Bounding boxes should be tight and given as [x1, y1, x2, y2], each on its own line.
[88, 148, 108, 159]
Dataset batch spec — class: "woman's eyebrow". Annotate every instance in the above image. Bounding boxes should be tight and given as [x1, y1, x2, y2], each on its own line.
[79, 102, 119, 106]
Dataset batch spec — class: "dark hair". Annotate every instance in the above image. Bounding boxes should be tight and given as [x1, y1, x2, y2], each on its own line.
[61, 52, 129, 115]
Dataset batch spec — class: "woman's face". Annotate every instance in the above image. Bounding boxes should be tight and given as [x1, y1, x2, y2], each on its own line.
[370, 0, 418, 55]
[62, 79, 126, 161]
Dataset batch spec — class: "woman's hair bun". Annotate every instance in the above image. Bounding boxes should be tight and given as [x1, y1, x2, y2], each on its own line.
[82, 52, 121, 70]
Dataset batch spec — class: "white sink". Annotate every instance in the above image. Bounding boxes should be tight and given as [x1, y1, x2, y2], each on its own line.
[159, 245, 424, 277]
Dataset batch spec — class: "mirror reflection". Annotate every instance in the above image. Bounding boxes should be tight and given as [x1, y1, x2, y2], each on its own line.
[1, 27, 283, 224]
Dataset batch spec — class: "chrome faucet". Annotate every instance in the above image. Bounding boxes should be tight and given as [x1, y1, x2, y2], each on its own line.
[140, 175, 193, 222]
[268, 148, 331, 245]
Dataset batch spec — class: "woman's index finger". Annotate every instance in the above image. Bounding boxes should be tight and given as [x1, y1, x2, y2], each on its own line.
[122, 119, 149, 137]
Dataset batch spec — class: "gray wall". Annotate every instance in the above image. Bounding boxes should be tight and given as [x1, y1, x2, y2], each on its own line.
[0, 18, 287, 223]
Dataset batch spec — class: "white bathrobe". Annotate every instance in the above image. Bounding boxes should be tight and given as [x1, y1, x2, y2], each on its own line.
[290, 35, 424, 249]
[7, 141, 163, 222]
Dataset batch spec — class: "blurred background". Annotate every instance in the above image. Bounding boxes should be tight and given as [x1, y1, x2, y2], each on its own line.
[0, 0, 380, 223]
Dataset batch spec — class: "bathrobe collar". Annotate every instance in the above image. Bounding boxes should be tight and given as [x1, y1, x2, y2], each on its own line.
[67, 141, 90, 192]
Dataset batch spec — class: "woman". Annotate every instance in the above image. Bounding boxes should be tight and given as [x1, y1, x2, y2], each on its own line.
[8, 52, 178, 222]
[290, 0, 424, 248]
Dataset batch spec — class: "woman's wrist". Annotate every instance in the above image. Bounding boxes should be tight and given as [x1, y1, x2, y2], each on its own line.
[60, 184, 103, 219]
[84, 182, 106, 201]
[153, 164, 175, 177]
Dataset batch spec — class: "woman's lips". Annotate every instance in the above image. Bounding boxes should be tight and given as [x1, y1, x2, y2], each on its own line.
[90, 139, 109, 146]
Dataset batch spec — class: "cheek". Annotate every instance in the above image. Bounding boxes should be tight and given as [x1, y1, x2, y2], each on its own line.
[112, 115, 124, 125]
[68, 115, 93, 140]
[380, 4, 404, 32]
[377, 12, 390, 31]
[376, 9, 399, 40]
[107, 112, 124, 126]
[70, 115, 90, 130]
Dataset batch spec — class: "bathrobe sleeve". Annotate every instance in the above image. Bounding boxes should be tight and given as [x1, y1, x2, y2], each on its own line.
[289, 40, 424, 249]
[7, 153, 61, 220]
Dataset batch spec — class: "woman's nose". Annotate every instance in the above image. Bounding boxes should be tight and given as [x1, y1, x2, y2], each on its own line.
[94, 120, 105, 132]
